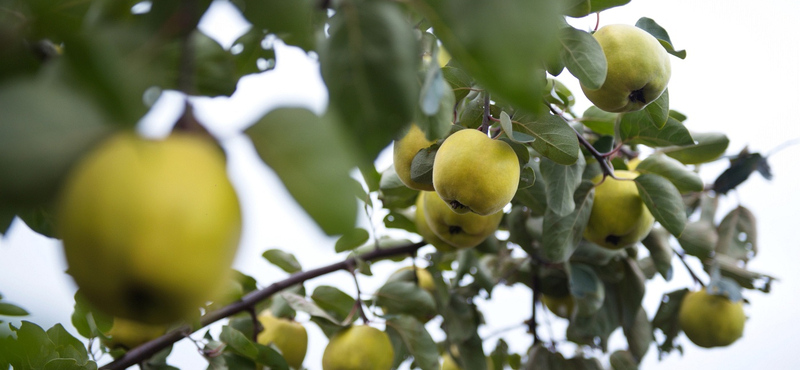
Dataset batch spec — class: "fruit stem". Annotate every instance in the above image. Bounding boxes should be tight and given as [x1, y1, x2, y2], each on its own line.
[101, 241, 427, 369]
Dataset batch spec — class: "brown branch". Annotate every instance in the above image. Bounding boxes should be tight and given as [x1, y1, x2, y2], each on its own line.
[101, 241, 427, 369]
[479, 92, 492, 133]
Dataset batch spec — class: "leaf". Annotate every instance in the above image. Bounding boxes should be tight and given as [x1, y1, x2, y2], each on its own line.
[334, 228, 370, 253]
[7, 321, 58, 369]
[644, 88, 669, 129]
[661, 132, 729, 164]
[624, 307, 652, 362]
[525, 344, 566, 370]
[237, 0, 318, 51]
[385, 315, 439, 370]
[567, 283, 619, 350]
[320, 1, 419, 161]
[713, 152, 768, 195]
[253, 343, 290, 370]
[409, 144, 439, 184]
[634, 174, 687, 237]
[184, 31, 238, 97]
[0, 75, 113, 209]
[715, 206, 757, 262]
[581, 106, 618, 136]
[635, 153, 704, 193]
[417, 77, 456, 142]
[262, 249, 302, 274]
[246, 108, 358, 235]
[441, 294, 478, 343]
[618, 259, 646, 330]
[609, 350, 638, 370]
[714, 254, 776, 292]
[652, 289, 688, 356]
[415, 0, 559, 114]
[559, 26, 607, 90]
[513, 112, 580, 165]
[441, 65, 473, 103]
[0, 302, 28, 316]
[220, 326, 259, 359]
[641, 227, 674, 281]
[500, 112, 536, 143]
[71, 291, 113, 339]
[375, 282, 437, 322]
[567, 263, 605, 317]
[378, 165, 420, 210]
[542, 181, 594, 263]
[231, 28, 277, 77]
[563, 0, 631, 18]
[512, 161, 548, 216]
[677, 221, 717, 258]
[280, 292, 341, 325]
[619, 112, 693, 148]
[540, 152, 587, 216]
[635, 17, 686, 59]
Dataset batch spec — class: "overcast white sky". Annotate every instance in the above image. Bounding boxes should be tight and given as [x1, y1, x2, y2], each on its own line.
[2, 0, 800, 369]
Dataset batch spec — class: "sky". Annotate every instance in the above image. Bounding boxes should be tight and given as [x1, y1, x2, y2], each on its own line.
[2, 0, 800, 369]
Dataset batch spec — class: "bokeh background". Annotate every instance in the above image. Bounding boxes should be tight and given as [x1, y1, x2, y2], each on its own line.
[1, 0, 799, 369]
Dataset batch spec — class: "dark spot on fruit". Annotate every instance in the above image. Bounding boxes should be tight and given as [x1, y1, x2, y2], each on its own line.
[605, 235, 622, 245]
[449, 226, 463, 235]
[126, 283, 158, 316]
[629, 89, 647, 104]
[449, 200, 469, 212]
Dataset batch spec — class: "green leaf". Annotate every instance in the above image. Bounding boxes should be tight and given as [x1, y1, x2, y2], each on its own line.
[566, 282, 620, 350]
[42, 358, 84, 370]
[456, 90, 486, 129]
[262, 249, 302, 274]
[441, 66, 473, 103]
[609, 350, 638, 370]
[320, 1, 419, 161]
[713, 152, 768, 195]
[715, 206, 757, 262]
[378, 165, 420, 210]
[512, 112, 580, 165]
[237, 0, 319, 51]
[253, 343, 290, 370]
[500, 112, 536, 143]
[623, 306, 652, 360]
[187, 31, 237, 97]
[580, 106, 618, 136]
[677, 221, 717, 258]
[441, 295, 478, 343]
[334, 228, 370, 253]
[220, 326, 258, 359]
[644, 88, 669, 129]
[652, 288, 688, 356]
[635, 17, 686, 59]
[562, 0, 631, 18]
[542, 181, 594, 263]
[71, 291, 113, 339]
[0, 74, 113, 209]
[618, 112, 693, 147]
[246, 108, 358, 235]
[540, 152, 587, 216]
[635, 153, 704, 193]
[641, 227, 674, 281]
[410, 143, 439, 184]
[385, 315, 439, 370]
[525, 344, 566, 370]
[417, 77, 456, 142]
[7, 321, 58, 369]
[375, 282, 436, 322]
[384, 211, 417, 233]
[661, 132, 729, 164]
[512, 161, 548, 216]
[280, 292, 341, 325]
[231, 28, 277, 77]
[47, 324, 90, 365]
[715, 254, 776, 292]
[416, 0, 559, 114]
[618, 259, 646, 330]
[634, 174, 687, 237]
[559, 26, 607, 90]
[567, 262, 605, 317]
[0, 302, 28, 317]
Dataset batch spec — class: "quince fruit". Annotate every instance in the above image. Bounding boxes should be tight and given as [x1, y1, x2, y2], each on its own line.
[432, 129, 519, 215]
[581, 24, 671, 113]
[257, 311, 308, 369]
[422, 191, 503, 249]
[102, 317, 166, 350]
[393, 124, 436, 191]
[679, 289, 745, 348]
[583, 170, 654, 249]
[58, 132, 242, 324]
[322, 325, 394, 370]
[414, 192, 456, 252]
[541, 294, 575, 319]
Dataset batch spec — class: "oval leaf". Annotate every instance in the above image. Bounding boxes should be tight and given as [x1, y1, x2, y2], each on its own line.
[262, 249, 302, 273]
[513, 112, 580, 165]
[634, 174, 687, 237]
[636, 153, 704, 193]
[661, 132, 729, 164]
[560, 26, 607, 90]
[334, 228, 370, 253]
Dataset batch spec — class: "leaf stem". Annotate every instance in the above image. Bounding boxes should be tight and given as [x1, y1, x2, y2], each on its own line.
[100, 241, 427, 369]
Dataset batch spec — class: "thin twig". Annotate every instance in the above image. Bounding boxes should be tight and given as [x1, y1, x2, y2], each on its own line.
[347, 263, 370, 324]
[479, 93, 492, 133]
[248, 306, 261, 343]
[571, 125, 619, 180]
[672, 248, 705, 288]
[101, 241, 427, 369]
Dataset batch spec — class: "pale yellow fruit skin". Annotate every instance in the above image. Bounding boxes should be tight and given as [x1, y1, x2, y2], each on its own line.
[322, 325, 394, 370]
[432, 129, 520, 216]
[581, 24, 671, 113]
[391, 266, 436, 292]
[414, 192, 457, 252]
[257, 312, 308, 369]
[58, 132, 242, 324]
[441, 354, 494, 370]
[423, 191, 503, 249]
[541, 294, 575, 319]
[103, 317, 166, 350]
[583, 170, 654, 249]
[679, 289, 745, 348]
[393, 124, 436, 191]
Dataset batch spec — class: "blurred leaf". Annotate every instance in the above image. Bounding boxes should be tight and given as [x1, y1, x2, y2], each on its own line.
[416, 0, 559, 114]
[512, 112, 580, 165]
[540, 153, 586, 216]
[384, 211, 417, 233]
[417, 77, 455, 142]
[652, 288, 688, 356]
[635, 174, 687, 237]
[715, 206, 757, 262]
[641, 227, 673, 280]
[441, 65, 473, 103]
[334, 228, 370, 253]
[542, 181, 594, 263]
[16, 207, 58, 238]
[280, 292, 341, 325]
[560, 26, 607, 90]
[231, 29, 276, 77]
[378, 165, 419, 210]
[636, 153, 703, 193]
[562, 0, 631, 18]
[619, 112, 693, 148]
[635, 17, 686, 59]
[525, 343, 565, 370]
[47, 324, 90, 365]
[220, 325, 290, 369]
[567, 282, 620, 350]
[7, 321, 57, 369]
[71, 291, 113, 339]
[714, 254, 776, 292]
[187, 31, 237, 97]
[0, 302, 28, 317]
[713, 152, 768, 195]
[262, 249, 302, 274]
[311, 286, 356, 323]
[0, 73, 113, 209]
[570, 240, 626, 267]
[456, 91, 487, 129]
[320, 1, 419, 161]
[661, 132, 729, 164]
[677, 221, 717, 258]
[567, 262, 605, 317]
[246, 108, 358, 235]
[238, 0, 319, 51]
[618, 259, 646, 330]
[441, 294, 478, 343]
[385, 315, 439, 370]
[581, 106, 618, 136]
[609, 350, 638, 370]
[375, 282, 437, 322]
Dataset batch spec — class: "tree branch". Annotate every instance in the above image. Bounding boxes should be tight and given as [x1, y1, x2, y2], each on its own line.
[101, 241, 427, 369]
[672, 248, 705, 288]
[479, 92, 491, 133]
